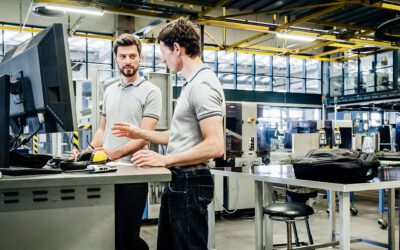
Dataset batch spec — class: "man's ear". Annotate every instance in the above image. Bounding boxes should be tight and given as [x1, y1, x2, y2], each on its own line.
[173, 42, 181, 54]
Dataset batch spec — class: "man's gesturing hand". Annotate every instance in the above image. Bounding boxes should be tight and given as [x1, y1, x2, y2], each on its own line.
[112, 122, 142, 139]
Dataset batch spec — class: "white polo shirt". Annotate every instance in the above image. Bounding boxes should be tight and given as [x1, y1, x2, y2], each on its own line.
[101, 77, 162, 162]
[166, 65, 225, 167]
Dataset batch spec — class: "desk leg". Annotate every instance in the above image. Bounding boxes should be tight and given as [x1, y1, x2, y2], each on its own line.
[264, 183, 273, 250]
[255, 181, 264, 250]
[338, 192, 350, 250]
[387, 188, 395, 250]
[329, 190, 336, 242]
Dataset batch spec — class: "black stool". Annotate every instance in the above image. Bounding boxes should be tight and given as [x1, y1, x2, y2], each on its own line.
[264, 202, 314, 250]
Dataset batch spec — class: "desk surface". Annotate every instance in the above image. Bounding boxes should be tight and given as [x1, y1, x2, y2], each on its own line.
[211, 165, 400, 192]
[0, 165, 171, 189]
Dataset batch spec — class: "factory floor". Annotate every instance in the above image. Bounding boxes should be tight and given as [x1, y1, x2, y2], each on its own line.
[141, 197, 399, 250]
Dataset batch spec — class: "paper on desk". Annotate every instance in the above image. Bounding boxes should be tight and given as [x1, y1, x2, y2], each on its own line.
[106, 161, 134, 167]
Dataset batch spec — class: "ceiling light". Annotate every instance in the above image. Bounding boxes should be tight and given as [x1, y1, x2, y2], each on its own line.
[45, 5, 103, 16]
[276, 33, 316, 42]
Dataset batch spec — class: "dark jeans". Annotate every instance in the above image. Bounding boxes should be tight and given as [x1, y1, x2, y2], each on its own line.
[157, 169, 214, 250]
[115, 183, 149, 250]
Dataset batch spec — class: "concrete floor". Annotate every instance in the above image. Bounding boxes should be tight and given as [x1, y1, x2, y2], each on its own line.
[141, 199, 399, 250]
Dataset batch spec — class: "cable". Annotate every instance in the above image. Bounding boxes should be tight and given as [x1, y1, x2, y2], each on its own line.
[10, 122, 42, 152]
[9, 118, 23, 149]
[214, 178, 240, 215]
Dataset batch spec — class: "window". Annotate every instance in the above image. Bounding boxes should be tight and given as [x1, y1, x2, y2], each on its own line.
[290, 78, 304, 93]
[255, 54, 271, 75]
[140, 43, 154, 68]
[376, 51, 393, 92]
[255, 76, 271, 91]
[236, 53, 253, 74]
[69, 36, 86, 62]
[218, 73, 235, 89]
[236, 74, 253, 90]
[273, 56, 287, 76]
[218, 51, 235, 73]
[3, 30, 32, 54]
[360, 55, 374, 93]
[272, 77, 287, 92]
[203, 50, 216, 70]
[87, 38, 112, 64]
[290, 58, 303, 78]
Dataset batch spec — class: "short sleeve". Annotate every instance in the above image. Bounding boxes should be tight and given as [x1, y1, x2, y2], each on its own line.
[190, 82, 224, 121]
[143, 87, 162, 120]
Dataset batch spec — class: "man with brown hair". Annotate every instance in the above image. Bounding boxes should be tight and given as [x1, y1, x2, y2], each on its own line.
[112, 18, 225, 250]
[86, 33, 162, 250]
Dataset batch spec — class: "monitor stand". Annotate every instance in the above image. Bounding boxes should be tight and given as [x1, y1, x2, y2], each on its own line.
[0, 75, 10, 169]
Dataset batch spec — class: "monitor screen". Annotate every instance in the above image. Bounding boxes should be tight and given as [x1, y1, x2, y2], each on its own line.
[0, 23, 76, 134]
[0, 23, 77, 168]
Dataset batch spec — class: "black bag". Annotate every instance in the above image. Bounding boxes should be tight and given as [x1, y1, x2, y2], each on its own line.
[292, 149, 380, 183]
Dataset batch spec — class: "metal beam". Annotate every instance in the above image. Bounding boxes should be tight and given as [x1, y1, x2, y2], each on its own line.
[198, 0, 230, 17]
[237, 44, 295, 53]
[163, 0, 215, 8]
[314, 44, 363, 58]
[225, 33, 268, 51]
[365, 1, 400, 11]
[278, 4, 344, 30]
[234, 49, 339, 62]
[204, 29, 223, 49]
[297, 41, 336, 53]
[306, 19, 375, 32]
[196, 18, 271, 32]
[213, 2, 343, 20]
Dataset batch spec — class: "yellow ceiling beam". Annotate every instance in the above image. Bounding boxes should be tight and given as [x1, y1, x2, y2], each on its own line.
[204, 29, 223, 49]
[349, 38, 394, 47]
[234, 49, 339, 62]
[163, 0, 214, 8]
[307, 19, 375, 32]
[0, 25, 42, 33]
[225, 33, 269, 51]
[297, 41, 336, 53]
[329, 43, 358, 48]
[366, 2, 400, 11]
[314, 44, 363, 58]
[213, 2, 343, 20]
[278, 4, 344, 30]
[196, 18, 270, 32]
[238, 44, 296, 53]
[74, 33, 116, 41]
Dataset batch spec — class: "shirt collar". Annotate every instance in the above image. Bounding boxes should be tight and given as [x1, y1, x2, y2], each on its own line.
[182, 64, 209, 87]
[118, 77, 145, 88]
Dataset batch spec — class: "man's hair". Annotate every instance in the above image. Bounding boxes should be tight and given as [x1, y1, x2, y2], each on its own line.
[113, 34, 142, 56]
[157, 17, 201, 58]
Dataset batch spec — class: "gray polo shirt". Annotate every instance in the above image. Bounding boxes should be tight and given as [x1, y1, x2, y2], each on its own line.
[166, 65, 225, 167]
[101, 77, 162, 162]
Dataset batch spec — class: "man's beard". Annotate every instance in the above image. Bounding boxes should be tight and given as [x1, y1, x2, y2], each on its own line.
[119, 65, 138, 77]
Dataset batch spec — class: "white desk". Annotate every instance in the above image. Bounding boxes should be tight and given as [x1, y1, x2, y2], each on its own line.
[211, 165, 400, 250]
[0, 165, 171, 250]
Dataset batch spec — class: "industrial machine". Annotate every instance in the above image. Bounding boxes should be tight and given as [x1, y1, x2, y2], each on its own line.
[220, 102, 270, 210]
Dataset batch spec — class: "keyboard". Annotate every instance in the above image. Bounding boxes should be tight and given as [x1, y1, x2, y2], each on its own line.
[0, 167, 62, 176]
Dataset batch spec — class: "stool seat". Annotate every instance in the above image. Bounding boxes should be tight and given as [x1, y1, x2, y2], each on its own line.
[264, 202, 314, 218]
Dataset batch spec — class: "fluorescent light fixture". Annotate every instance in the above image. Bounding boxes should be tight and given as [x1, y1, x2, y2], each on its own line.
[276, 33, 316, 42]
[46, 5, 103, 16]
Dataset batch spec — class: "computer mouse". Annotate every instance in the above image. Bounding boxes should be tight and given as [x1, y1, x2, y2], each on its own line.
[76, 151, 92, 162]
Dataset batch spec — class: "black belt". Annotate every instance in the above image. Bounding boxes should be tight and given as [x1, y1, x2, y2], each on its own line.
[170, 165, 209, 174]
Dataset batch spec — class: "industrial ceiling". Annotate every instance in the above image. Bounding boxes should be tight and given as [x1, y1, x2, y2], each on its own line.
[31, 0, 400, 62]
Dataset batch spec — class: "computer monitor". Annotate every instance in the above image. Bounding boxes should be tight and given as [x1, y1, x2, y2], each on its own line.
[0, 23, 77, 168]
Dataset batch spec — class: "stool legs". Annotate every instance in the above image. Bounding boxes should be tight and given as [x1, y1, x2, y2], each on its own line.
[305, 219, 314, 245]
[292, 222, 300, 247]
[286, 221, 293, 250]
